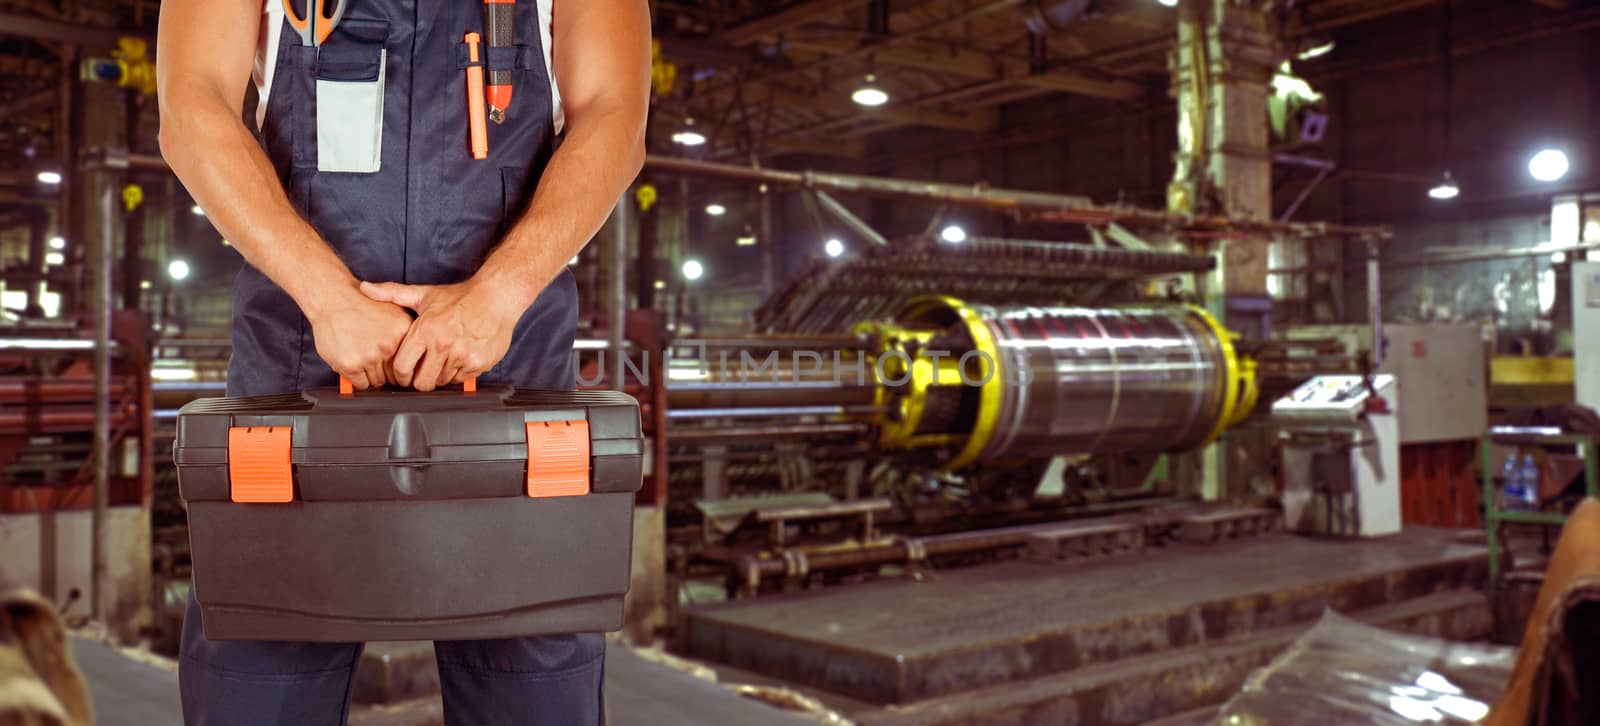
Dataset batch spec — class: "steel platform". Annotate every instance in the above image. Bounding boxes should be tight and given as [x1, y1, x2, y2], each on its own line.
[678, 527, 1491, 724]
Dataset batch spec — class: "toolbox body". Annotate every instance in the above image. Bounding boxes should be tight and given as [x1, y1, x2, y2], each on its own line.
[174, 386, 643, 642]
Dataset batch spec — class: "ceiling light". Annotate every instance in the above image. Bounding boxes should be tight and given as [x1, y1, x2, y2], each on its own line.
[191, 204, 205, 216]
[682, 259, 704, 281]
[736, 234, 757, 246]
[940, 225, 968, 244]
[44, 252, 64, 266]
[36, 171, 61, 185]
[672, 117, 707, 146]
[824, 238, 845, 258]
[168, 259, 190, 281]
[654, 280, 666, 290]
[1427, 172, 1459, 201]
[852, 74, 889, 107]
[48, 236, 64, 250]
[1157, 0, 1178, 6]
[140, 280, 152, 290]
[1296, 41, 1335, 60]
[705, 203, 726, 216]
[1529, 149, 1569, 182]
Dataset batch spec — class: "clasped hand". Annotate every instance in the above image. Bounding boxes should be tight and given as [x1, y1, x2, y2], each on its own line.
[307, 276, 525, 392]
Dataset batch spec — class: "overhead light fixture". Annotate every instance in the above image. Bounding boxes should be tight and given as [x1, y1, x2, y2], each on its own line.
[44, 252, 64, 266]
[1156, 0, 1178, 7]
[191, 204, 205, 216]
[654, 279, 666, 290]
[682, 259, 704, 281]
[36, 170, 62, 185]
[671, 117, 707, 147]
[1296, 40, 1335, 61]
[168, 259, 191, 281]
[736, 234, 757, 246]
[140, 280, 152, 290]
[824, 238, 845, 258]
[1427, 172, 1459, 200]
[940, 225, 968, 244]
[705, 203, 726, 216]
[852, 73, 889, 107]
[1529, 149, 1569, 182]
[48, 236, 64, 250]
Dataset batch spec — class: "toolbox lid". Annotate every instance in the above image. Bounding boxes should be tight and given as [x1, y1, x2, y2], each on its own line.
[174, 386, 643, 502]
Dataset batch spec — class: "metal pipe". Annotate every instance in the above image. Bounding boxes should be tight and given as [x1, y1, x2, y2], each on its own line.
[675, 335, 864, 350]
[0, 338, 105, 350]
[0, 381, 128, 399]
[25, 212, 47, 315]
[645, 155, 1094, 211]
[91, 173, 114, 625]
[643, 155, 1387, 239]
[668, 422, 867, 443]
[1366, 242, 1382, 369]
[0, 409, 131, 432]
[154, 338, 233, 350]
[607, 196, 628, 390]
[666, 405, 881, 420]
[811, 190, 890, 248]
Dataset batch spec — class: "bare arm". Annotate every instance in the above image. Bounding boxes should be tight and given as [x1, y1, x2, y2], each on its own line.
[478, 0, 651, 306]
[157, 0, 410, 389]
[362, 0, 650, 389]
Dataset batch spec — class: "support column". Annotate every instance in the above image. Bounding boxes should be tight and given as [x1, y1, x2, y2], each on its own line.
[1169, 0, 1276, 500]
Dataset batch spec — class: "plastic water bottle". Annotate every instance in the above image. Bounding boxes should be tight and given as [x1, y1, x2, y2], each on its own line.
[1502, 456, 1525, 511]
[1520, 454, 1541, 510]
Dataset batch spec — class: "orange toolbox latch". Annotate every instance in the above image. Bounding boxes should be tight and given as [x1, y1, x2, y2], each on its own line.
[228, 426, 294, 503]
[525, 420, 590, 498]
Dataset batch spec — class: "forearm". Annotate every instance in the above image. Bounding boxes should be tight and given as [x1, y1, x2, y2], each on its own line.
[475, 104, 645, 308]
[158, 103, 357, 319]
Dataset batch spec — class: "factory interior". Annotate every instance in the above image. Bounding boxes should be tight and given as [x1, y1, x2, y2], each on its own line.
[5, 0, 1600, 724]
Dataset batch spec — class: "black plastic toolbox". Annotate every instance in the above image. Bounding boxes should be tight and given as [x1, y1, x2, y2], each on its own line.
[173, 385, 643, 642]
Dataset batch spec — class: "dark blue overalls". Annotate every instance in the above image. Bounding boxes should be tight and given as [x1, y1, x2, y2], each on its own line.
[178, 1, 599, 723]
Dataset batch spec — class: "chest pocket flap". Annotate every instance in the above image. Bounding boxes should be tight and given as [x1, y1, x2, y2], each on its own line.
[315, 20, 389, 174]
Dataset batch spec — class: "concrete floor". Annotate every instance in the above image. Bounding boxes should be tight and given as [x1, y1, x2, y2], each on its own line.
[70, 637, 818, 726]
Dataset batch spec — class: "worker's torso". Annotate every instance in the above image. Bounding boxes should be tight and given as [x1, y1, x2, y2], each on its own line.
[230, 0, 575, 396]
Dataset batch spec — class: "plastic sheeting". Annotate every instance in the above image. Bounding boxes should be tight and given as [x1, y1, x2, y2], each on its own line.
[1214, 610, 1514, 725]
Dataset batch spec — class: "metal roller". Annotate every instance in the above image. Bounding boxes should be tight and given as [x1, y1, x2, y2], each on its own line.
[976, 304, 1238, 458]
[664, 297, 1257, 470]
[864, 297, 1255, 469]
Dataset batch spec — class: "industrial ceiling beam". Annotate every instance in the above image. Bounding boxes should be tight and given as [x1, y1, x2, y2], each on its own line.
[764, 138, 866, 158]
[784, 36, 1145, 101]
[0, 10, 148, 49]
[721, 0, 872, 45]
[0, 89, 57, 121]
[767, 87, 996, 133]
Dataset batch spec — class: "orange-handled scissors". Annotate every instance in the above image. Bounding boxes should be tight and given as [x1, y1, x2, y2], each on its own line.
[283, 0, 348, 47]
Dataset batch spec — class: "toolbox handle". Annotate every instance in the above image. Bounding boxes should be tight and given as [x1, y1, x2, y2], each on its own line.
[339, 376, 478, 395]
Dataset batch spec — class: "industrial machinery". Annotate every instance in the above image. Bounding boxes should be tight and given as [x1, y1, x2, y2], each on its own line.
[670, 297, 1255, 479]
[652, 237, 1276, 595]
[1272, 374, 1402, 538]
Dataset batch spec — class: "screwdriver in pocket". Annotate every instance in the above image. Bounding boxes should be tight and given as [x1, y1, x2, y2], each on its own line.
[484, 0, 515, 124]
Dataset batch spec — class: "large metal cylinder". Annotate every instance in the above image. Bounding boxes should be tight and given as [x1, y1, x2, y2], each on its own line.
[885, 298, 1244, 467]
[977, 305, 1235, 458]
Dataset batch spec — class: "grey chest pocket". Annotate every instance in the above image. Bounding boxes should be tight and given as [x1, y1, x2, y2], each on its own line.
[314, 24, 387, 174]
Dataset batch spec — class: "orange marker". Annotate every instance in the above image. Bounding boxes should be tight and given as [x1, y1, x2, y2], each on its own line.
[465, 32, 488, 160]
